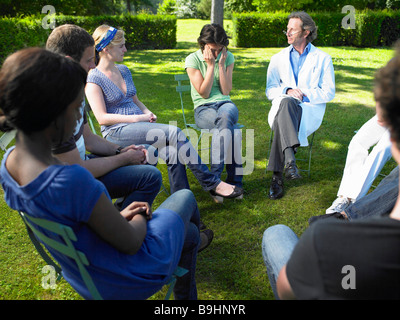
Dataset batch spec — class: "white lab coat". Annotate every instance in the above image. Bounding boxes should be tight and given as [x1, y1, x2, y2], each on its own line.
[338, 115, 392, 201]
[266, 44, 335, 146]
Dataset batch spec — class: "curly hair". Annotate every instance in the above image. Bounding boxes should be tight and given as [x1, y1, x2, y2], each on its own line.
[374, 48, 400, 147]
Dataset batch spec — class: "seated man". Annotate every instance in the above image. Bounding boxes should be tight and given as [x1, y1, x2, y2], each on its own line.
[266, 11, 335, 200]
[262, 54, 400, 299]
[326, 115, 391, 214]
[309, 165, 398, 224]
[46, 24, 162, 210]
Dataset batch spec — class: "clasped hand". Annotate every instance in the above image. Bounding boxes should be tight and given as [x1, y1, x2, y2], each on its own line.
[119, 145, 148, 165]
[286, 88, 306, 101]
[120, 201, 152, 221]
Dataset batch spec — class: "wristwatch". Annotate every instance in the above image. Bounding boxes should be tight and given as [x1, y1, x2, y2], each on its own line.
[115, 146, 124, 154]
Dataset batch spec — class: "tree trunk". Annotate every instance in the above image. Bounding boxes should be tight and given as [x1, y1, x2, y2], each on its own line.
[211, 0, 224, 26]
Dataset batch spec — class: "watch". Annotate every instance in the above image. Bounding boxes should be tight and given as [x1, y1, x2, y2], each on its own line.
[115, 146, 124, 154]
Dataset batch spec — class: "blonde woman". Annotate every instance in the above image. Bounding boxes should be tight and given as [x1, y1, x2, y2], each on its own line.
[85, 25, 243, 202]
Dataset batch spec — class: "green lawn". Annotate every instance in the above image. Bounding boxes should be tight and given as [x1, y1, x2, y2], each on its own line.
[0, 19, 396, 300]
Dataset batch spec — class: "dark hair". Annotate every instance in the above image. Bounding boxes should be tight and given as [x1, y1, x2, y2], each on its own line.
[288, 11, 318, 43]
[374, 51, 400, 147]
[0, 47, 87, 134]
[46, 24, 94, 62]
[197, 24, 229, 51]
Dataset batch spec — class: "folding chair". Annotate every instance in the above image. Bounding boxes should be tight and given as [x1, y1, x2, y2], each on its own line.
[18, 210, 186, 300]
[174, 73, 208, 151]
[0, 130, 16, 151]
[18, 211, 103, 300]
[266, 130, 315, 178]
[174, 73, 244, 151]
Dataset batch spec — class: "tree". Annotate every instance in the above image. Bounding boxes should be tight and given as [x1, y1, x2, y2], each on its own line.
[211, 0, 224, 25]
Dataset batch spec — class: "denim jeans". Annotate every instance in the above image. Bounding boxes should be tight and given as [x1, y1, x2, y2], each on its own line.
[344, 165, 399, 220]
[93, 158, 162, 210]
[105, 122, 220, 194]
[195, 101, 243, 187]
[261, 224, 299, 299]
[157, 189, 200, 300]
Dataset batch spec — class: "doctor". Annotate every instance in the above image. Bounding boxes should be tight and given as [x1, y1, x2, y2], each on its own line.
[266, 11, 335, 200]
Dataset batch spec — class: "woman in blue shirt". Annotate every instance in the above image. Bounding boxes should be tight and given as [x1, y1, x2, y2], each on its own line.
[0, 48, 200, 300]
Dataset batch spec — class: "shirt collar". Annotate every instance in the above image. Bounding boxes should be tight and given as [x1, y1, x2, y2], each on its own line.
[290, 42, 311, 55]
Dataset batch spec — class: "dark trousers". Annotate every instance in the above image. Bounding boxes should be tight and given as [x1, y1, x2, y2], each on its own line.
[267, 97, 302, 173]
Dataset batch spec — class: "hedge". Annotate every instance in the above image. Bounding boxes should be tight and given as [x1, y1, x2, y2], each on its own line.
[0, 13, 177, 63]
[232, 10, 400, 48]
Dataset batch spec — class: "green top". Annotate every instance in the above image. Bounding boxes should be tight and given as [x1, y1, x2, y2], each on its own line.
[185, 49, 234, 109]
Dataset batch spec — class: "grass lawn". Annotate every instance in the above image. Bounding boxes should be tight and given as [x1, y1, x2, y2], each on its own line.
[0, 19, 396, 300]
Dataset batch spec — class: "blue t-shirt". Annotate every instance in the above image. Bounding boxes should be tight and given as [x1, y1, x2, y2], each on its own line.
[0, 147, 185, 299]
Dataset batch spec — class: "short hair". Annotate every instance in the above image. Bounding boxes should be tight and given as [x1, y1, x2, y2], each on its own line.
[374, 51, 400, 148]
[46, 24, 94, 63]
[197, 24, 229, 51]
[0, 48, 86, 134]
[288, 11, 318, 43]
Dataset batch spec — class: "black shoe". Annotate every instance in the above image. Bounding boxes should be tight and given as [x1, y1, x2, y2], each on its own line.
[308, 212, 347, 226]
[199, 220, 207, 230]
[209, 186, 244, 199]
[269, 176, 284, 200]
[285, 161, 302, 180]
[198, 229, 214, 253]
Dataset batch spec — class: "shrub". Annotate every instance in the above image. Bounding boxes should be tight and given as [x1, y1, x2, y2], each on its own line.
[232, 10, 400, 48]
[0, 16, 49, 63]
[0, 13, 177, 63]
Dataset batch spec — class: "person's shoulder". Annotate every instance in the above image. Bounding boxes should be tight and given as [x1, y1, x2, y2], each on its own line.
[87, 67, 102, 82]
[186, 49, 202, 62]
[310, 44, 332, 59]
[117, 64, 130, 72]
[271, 46, 290, 60]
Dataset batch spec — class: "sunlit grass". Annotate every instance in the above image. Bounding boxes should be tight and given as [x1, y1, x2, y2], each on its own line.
[0, 19, 396, 301]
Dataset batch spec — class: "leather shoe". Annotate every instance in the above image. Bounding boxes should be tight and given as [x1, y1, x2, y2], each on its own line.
[285, 161, 302, 180]
[269, 176, 284, 200]
[210, 185, 243, 200]
[198, 229, 214, 253]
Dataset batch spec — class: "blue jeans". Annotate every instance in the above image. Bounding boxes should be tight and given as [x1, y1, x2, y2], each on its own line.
[195, 101, 243, 187]
[344, 165, 399, 220]
[157, 189, 200, 300]
[105, 122, 220, 194]
[93, 157, 162, 210]
[261, 224, 299, 299]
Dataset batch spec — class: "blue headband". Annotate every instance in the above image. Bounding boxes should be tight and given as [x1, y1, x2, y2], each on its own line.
[96, 27, 117, 52]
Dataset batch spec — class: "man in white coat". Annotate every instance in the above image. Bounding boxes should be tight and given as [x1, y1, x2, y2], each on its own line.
[266, 11, 335, 200]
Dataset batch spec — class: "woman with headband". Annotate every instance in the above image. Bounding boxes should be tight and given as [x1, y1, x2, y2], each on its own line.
[0, 47, 200, 300]
[85, 25, 243, 204]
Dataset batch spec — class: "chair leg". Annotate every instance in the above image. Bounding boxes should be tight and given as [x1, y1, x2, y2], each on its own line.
[266, 131, 315, 177]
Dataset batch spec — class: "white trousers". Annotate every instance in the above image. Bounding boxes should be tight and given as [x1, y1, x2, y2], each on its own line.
[337, 115, 392, 201]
